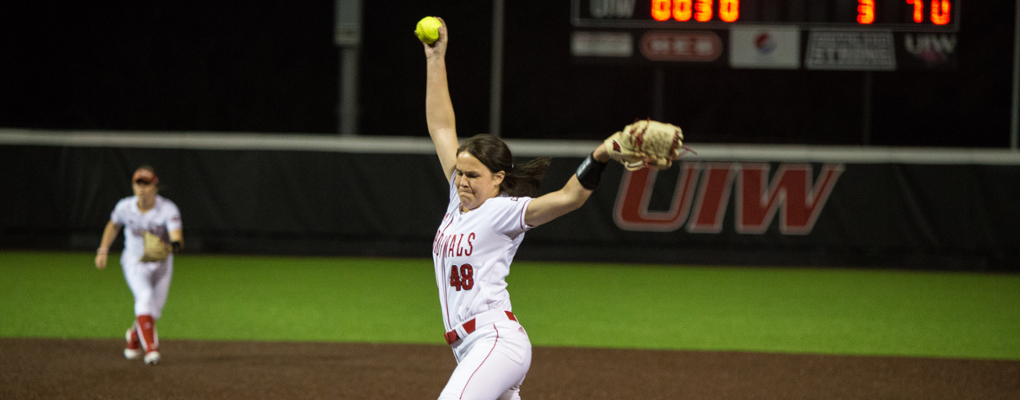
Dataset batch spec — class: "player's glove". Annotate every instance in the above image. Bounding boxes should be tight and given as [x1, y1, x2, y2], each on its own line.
[603, 119, 684, 171]
[140, 232, 172, 262]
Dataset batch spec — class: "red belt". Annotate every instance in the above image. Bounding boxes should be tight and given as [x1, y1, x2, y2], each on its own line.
[444, 311, 517, 345]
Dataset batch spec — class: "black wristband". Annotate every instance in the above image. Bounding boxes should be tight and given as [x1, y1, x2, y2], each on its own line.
[575, 153, 608, 190]
[171, 241, 183, 253]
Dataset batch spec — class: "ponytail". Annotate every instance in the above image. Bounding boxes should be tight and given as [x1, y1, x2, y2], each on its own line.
[458, 134, 552, 198]
[501, 157, 551, 197]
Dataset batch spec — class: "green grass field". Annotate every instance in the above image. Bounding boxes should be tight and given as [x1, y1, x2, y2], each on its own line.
[1, 251, 1017, 360]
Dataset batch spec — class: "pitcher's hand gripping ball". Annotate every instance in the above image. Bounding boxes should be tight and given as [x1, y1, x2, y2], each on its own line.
[140, 232, 172, 262]
[415, 16, 442, 44]
[604, 119, 685, 171]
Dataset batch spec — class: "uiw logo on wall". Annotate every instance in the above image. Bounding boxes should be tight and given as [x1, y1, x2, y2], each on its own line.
[614, 162, 844, 234]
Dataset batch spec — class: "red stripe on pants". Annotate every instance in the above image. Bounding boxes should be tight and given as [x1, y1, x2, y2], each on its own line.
[137, 315, 157, 352]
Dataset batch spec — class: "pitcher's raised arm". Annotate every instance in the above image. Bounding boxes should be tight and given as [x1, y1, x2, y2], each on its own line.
[423, 17, 458, 182]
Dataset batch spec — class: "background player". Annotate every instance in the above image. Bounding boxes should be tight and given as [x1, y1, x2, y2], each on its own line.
[95, 165, 183, 365]
[423, 17, 632, 400]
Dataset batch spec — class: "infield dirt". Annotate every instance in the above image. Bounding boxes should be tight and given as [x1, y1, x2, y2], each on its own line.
[1, 338, 1017, 400]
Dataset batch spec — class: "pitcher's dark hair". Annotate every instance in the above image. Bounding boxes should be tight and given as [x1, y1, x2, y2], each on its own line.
[458, 134, 551, 197]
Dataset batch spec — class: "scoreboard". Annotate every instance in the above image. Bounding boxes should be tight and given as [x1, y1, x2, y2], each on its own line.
[570, 0, 961, 69]
[574, 0, 960, 29]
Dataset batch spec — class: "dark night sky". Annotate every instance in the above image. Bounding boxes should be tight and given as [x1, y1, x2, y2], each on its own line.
[0, 1, 1015, 147]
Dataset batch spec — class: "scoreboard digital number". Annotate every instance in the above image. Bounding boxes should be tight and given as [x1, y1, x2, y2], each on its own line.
[574, 0, 959, 29]
[570, 0, 960, 70]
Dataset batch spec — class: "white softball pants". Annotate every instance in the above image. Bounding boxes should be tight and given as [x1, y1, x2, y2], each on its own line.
[439, 319, 532, 400]
[121, 255, 173, 319]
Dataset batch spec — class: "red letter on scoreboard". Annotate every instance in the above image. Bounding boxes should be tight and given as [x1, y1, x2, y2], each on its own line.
[674, 0, 693, 21]
[907, 0, 923, 23]
[652, 0, 671, 21]
[695, 0, 713, 22]
[720, 0, 739, 22]
[931, 0, 950, 25]
[857, 0, 875, 24]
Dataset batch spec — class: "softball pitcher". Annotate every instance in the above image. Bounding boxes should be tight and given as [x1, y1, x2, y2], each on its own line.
[423, 18, 617, 400]
[95, 166, 183, 366]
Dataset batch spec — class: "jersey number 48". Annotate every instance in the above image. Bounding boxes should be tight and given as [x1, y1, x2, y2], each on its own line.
[450, 264, 474, 291]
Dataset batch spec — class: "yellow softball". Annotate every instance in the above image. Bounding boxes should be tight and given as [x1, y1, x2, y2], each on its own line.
[415, 16, 441, 45]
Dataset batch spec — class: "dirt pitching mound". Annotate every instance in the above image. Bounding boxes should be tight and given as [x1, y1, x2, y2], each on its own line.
[1, 338, 1017, 400]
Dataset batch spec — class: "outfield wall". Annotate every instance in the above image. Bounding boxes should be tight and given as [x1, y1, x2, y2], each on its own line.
[2, 130, 1018, 270]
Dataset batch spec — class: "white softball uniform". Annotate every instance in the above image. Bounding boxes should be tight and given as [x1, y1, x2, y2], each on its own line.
[432, 174, 533, 400]
[110, 195, 182, 319]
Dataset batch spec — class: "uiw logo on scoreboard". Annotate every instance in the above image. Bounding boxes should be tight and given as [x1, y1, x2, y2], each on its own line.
[614, 162, 844, 234]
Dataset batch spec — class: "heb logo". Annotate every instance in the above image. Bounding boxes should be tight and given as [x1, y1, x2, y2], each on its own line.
[614, 162, 844, 235]
[640, 31, 722, 62]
